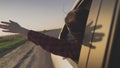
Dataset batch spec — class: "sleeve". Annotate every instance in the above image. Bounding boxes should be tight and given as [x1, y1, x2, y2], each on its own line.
[27, 30, 81, 58]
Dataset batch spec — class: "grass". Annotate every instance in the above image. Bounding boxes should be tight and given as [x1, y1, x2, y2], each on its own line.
[0, 35, 27, 53]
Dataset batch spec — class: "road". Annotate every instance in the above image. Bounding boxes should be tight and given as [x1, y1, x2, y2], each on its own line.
[0, 41, 54, 68]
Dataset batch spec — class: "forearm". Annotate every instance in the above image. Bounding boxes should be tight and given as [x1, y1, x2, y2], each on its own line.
[27, 30, 81, 58]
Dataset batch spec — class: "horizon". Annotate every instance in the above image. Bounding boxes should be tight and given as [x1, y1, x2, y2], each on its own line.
[0, 0, 76, 36]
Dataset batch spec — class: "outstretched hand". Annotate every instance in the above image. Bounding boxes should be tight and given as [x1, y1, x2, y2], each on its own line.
[0, 20, 22, 33]
[0, 20, 29, 36]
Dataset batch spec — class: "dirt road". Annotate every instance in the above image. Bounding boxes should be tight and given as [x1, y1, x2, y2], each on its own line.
[0, 41, 54, 68]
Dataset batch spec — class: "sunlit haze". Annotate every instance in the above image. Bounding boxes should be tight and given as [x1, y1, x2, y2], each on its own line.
[0, 0, 76, 36]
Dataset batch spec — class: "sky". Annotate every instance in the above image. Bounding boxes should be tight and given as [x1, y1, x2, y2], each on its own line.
[0, 0, 76, 36]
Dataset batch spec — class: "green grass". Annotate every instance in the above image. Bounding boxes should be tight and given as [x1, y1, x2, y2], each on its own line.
[0, 35, 27, 53]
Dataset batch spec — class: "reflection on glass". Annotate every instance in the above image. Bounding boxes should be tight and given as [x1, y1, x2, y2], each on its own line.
[83, 23, 104, 49]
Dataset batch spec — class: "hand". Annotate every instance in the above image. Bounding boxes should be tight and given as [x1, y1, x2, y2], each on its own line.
[0, 20, 22, 33]
[83, 21, 104, 49]
[0, 20, 29, 36]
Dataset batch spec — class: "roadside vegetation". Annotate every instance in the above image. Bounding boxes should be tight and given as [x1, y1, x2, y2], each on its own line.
[0, 35, 27, 53]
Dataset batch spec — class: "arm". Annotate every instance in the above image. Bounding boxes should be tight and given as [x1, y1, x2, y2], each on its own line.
[28, 30, 81, 58]
[0, 20, 81, 59]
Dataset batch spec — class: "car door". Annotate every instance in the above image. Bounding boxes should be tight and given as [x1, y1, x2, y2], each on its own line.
[78, 0, 120, 68]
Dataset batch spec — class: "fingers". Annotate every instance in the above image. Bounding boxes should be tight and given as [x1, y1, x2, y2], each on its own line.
[0, 24, 10, 33]
[1, 21, 10, 25]
[9, 20, 16, 23]
[0, 20, 20, 33]
[87, 21, 93, 27]
[95, 25, 102, 30]
[0, 24, 9, 29]
[86, 21, 102, 31]
[2, 30, 10, 32]
[1, 20, 16, 25]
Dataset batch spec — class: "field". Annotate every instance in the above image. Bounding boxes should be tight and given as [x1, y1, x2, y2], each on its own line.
[0, 34, 27, 54]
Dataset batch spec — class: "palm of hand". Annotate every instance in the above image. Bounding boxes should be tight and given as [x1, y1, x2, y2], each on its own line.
[0, 20, 22, 33]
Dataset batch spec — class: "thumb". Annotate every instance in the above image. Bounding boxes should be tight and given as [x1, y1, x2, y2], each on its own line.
[9, 20, 16, 23]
